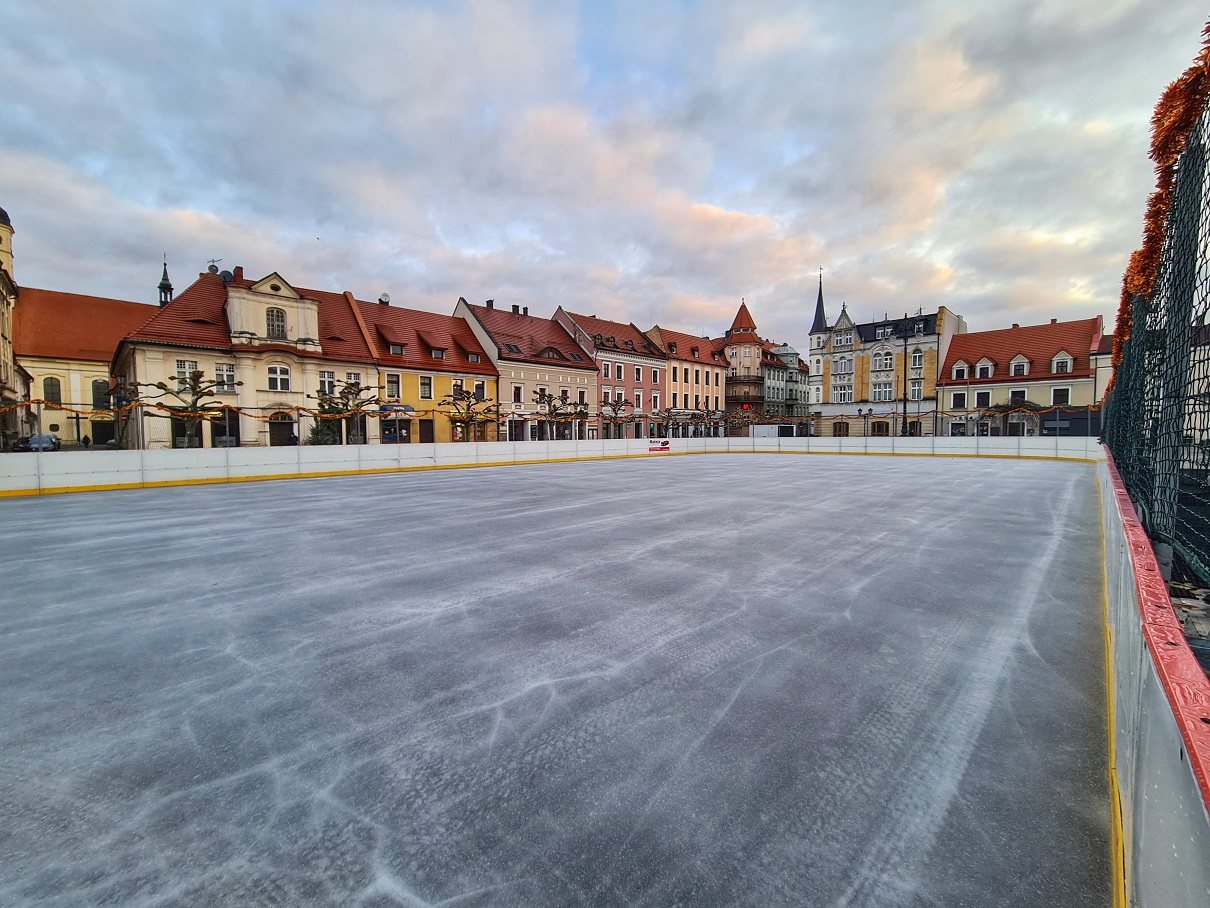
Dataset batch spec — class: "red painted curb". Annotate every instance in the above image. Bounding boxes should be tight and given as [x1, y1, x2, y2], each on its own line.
[1105, 449, 1210, 810]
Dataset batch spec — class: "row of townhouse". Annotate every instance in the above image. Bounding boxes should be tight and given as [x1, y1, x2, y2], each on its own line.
[0, 204, 1118, 449]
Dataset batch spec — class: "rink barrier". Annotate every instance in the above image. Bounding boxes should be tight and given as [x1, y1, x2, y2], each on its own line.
[0, 435, 1107, 497]
[1101, 451, 1210, 907]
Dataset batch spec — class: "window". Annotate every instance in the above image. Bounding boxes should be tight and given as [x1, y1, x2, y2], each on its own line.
[831, 385, 853, 403]
[670, 366, 677, 382]
[714, 395, 720, 410]
[814, 387, 821, 403]
[504, 343, 522, 355]
[388, 343, 404, 356]
[420, 376, 433, 399]
[835, 331, 853, 347]
[911, 350, 923, 369]
[615, 389, 625, 403]
[953, 365, 967, 380]
[346, 372, 361, 385]
[266, 308, 286, 339]
[1010, 389, 1027, 405]
[651, 369, 659, 384]
[909, 380, 922, 401]
[468, 352, 480, 363]
[267, 364, 291, 392]
[568, 352, 584, 362]
[744, 346, 752, 358]
[694, 368, 701, 385]
[1053, 358, 1070, 374]
[386, 374, 400, 398]
[872, 352, 890, 371]
[635, 366, 642, 383]
[319, 371, 336, 395]
[452, 379, 464, 395]
[1012, 361, 1028, 376]
[652, 391, 660, 411]
[871, 421, 890, 437]
[951, 391, 968, 409]
[512, 385, 523, 403]
[977, 364, 993, 379]
[537, 386, 547, 403]
[872, 381, 894, 402]
[1052, 387, 1071, 406]
[215, 364, 237, 393]
[91, 379, 110, 410]
[603, 363, 611, 379]
[431, 349, 445, 360]
[176, 359, 198, 389]
[835, 357, 853, 375]
[560, 388, 569, 402]
[578, 389, 587, 405]
[672, 393, 679, 409]
[475, 381, 486, 401]
[975, 390, 991, 408]
[832, 421, 850, 437]
[694, 394, 701, 409]
[634, 391, 643, 411]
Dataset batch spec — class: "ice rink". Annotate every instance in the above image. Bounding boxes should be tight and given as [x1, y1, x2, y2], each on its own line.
[0, 454, 1111, 907]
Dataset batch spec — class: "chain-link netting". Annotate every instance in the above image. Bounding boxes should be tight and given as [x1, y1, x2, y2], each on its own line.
[1104, 29, 1210, 584]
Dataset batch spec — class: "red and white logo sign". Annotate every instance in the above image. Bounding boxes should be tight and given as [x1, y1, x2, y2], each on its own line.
[648, 439, 671, 453]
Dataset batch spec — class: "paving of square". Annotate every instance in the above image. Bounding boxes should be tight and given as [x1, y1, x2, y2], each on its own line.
[0, 454, 1110, 907]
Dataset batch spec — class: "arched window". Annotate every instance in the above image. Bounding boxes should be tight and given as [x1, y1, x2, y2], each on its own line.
[267, 364, 291, 391]
[266, 307, 287, 340]
[92, 379, 110, 410]
[832, 421, 850, 437]
[43, 377, 62, 405]
[911, 348, 924, 369]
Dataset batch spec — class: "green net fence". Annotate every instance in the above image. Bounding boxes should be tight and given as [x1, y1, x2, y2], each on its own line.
[1104, 32, 1210, 584]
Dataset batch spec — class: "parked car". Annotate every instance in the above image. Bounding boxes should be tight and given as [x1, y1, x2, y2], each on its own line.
[13, 434, 61, 452]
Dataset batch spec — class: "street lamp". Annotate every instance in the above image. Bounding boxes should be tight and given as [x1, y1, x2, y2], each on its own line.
[899, 313, 911, 436]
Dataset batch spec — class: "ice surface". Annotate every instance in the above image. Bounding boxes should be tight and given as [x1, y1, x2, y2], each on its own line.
[0, 455, 1110, 906]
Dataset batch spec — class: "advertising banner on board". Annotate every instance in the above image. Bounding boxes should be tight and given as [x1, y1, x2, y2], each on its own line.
[649, 439, 671, 453]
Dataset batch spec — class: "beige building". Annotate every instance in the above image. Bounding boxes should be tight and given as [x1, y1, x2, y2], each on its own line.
[0, 205, 22, 446]
[645, 325, 727, 436]
[454, 299, 598, 440]
[807, 278, 966, 436]
[936, 316, 1106, 437]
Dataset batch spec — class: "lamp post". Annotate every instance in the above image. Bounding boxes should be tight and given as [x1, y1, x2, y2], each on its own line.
[900, 313, 910, 436]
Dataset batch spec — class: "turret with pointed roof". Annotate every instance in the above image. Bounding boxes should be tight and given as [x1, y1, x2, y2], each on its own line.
[158, 260, 174, 307]
[726, 299, 758, 338]
[810, 273, 828, 335]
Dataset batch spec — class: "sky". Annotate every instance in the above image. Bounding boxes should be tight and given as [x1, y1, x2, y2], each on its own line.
[1, 1, 1206, 344]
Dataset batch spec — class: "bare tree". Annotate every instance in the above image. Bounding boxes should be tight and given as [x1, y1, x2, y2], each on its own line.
[133, 369, 242, 448]
[533, 389, 582, 440]
[307, 379, 382, 445]
[600, 396, 633, 439]
[439, 387, 501, 442]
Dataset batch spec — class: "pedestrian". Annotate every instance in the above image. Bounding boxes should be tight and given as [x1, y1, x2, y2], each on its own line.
[81, 434, 91, 450]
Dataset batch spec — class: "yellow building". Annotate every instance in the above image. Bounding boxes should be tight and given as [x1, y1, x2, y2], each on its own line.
[0, 205, 22, 446]
[13, 287, 158, 446]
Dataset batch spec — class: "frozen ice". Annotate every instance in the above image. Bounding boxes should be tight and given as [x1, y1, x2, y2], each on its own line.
[0, 455, 1110, 906]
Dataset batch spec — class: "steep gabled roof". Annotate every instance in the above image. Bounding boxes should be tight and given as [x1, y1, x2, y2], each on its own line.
[937, 317, 1103, 386]
[15, 288, 159, 362]
[464, 304, 596, 370]
[649, 326, 725, 363]
[810, 275, 828, 334]
[566, 312, 664, 359]
[357, 302, 497, 377]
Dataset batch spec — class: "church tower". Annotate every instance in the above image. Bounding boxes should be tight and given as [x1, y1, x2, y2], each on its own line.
[158, 259, 174, 307]
[0, 206, 14, 278]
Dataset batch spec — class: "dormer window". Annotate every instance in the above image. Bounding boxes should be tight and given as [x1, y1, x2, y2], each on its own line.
[266, 307, 287, 340]
[1010, 356, 1030, 377]
[468, 352, 480, 363]
[504, 343, 523, 355]
[388, 343, 404, 356]
[976, 360, 993, 379]
[1052, 352, 1072, 374]
[953, 363, 968, 380]
[431, 348, 445, 360]
[668, 343, 677, 354]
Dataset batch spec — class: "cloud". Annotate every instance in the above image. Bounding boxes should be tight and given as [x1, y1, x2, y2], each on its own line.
[1, 0, 1208, 349]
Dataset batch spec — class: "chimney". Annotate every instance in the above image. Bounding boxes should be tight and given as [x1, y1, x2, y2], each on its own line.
[485, 299, 494, 309]
[233, 266, 244, 282]
[1050, 318, 1057, 324]
[1011, 323, 1019, 329]
[512, 304, 520, 315]
[523, 306, 529, 316]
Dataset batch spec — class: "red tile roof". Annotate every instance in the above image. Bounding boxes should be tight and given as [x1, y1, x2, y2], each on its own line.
[464, 304, 596, 370]
[122, 270, 380, 364]
[649, 326, 725, 363]
[357, 302, 497, 376]
[14, 288, 159, 362]
[565, 312, 664, 359]
[937, 317, 1103, 386]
